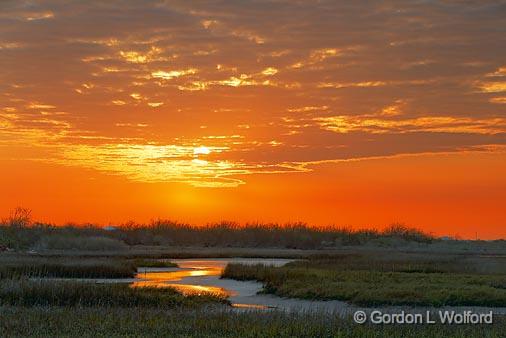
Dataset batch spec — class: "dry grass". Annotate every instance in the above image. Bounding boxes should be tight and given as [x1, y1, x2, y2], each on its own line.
[0, 306, 504, 337]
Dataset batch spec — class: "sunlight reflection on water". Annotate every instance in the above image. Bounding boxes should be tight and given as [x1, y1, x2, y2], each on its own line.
[130, 258, 294, 307]
[131, 260, 229, 296]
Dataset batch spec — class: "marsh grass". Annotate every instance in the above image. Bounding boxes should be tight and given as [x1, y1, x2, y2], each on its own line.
[222, 254, 506, 307]
[0, 306, 504, 338]
[0, 279, 227, 307]
[0, 256, 136, 279]
[132, 258, 178, 268]
[289, 253, 506, 275]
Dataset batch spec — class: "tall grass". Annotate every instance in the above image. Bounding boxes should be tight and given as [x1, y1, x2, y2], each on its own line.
[0, 257, 137, 278]
[222, 254, 506, 307]
[0, 279, 227, 307]
[1, 306, 505, 337]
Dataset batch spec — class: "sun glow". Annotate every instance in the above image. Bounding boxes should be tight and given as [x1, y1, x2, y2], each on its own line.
[193, 146, 211, 155]
[1, 1, 505, 238]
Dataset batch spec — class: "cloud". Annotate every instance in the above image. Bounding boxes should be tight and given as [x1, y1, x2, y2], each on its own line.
[315, 116, 506, 135]
[147, 102, 163, 108]
[0, 0, 505, 187]
[318, 81, 388, 89]
[477, 81, 506, 93]
[151, 69, 198, 80]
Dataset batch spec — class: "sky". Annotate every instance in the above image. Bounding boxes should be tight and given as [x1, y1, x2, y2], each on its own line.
[0, 0, 505, 238]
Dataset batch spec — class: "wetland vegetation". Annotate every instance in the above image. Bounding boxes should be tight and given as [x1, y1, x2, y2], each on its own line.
[223, 253, 506, 306]
[1, 213, 505, 337]
[1, 306, 505, 338]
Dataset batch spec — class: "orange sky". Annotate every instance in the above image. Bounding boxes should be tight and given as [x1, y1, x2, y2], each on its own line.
[0, 1, 505, 238]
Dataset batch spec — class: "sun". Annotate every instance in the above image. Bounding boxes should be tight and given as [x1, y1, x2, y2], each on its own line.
[193, 146, 211, 155]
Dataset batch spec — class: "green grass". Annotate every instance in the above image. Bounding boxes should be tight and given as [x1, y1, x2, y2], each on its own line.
[0, 256, 137, 278]
[222, 254, 506, 307]
[0, 306, 504, 337]
[0, 279, 227, 307]
[132, 258, 178, 268]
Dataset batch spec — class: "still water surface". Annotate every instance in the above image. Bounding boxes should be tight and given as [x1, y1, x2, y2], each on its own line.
[133, 258, 294, 309]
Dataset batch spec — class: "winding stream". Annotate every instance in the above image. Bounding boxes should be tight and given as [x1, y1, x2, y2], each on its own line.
[132, 258, 353, 312]
[37, 258, 506, 314]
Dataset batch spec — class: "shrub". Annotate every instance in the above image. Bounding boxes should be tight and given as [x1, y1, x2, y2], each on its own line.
[33, 235, 128, 251]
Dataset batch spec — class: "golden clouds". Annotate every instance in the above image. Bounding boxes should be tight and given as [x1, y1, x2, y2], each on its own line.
[379, 100, 405, 117]
[309, 48, 340, 62]
[231, 30, 265, 44]
[1, 107, 17, 114]
[1, 1, 505, 191]
[119, 46, 162, 64]
[115, 123, 148, 128]
[129, 93, 142, 100]
[56, 143, 246, 188]
[287, 106, 329, 113]
[200, 19, 265, 44]
[261, 67, 278, 76]
[318, 81, 388, 89]
[177, 81, 209, 91]
[0, 109, 71, 146]
[0, 119, 13, 129]
[489, 97, 506, 104]
[151, 69, 198, 80]
[316, 116, 506, 135]
[477, 81, 506, 93]
[75, 83, 95, 94]
[24, 11, 54, 21]
[174, 67, 282, 91]
[27, 103, 56, 110]
[477, 66, 506, 94]
[218, 76, 250, 87]
[201, 20, 218, 29]
[290, 47, 351, 69]
[101, 66, 122, 73]
[206, 75, 265, 88]
[0, 42, 24, 50]
[119, 51, 150, 64]
[193, 146, 211, 155]
[486, 67, 506, 77]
